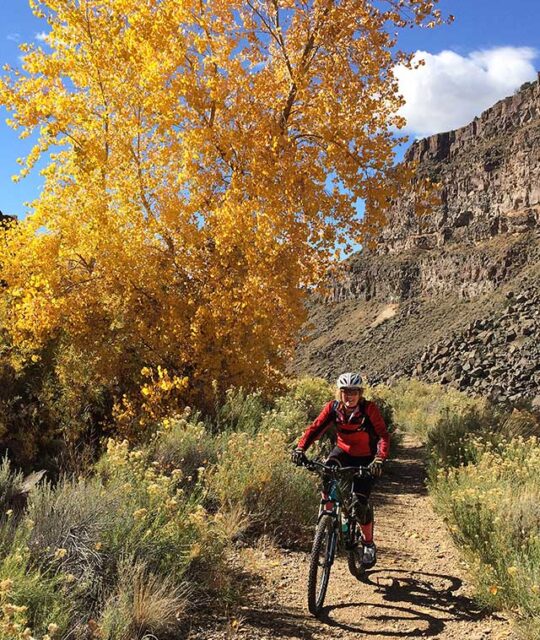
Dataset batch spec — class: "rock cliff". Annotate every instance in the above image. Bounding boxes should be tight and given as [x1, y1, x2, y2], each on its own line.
[293, 75, 540, 404]
[379, 75, 540, 255]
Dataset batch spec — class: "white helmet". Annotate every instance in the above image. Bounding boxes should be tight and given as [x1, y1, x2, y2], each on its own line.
[336, 372, 363, 389]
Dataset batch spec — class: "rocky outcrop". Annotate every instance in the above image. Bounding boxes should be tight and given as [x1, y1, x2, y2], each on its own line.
[328, 233, 540, 303]
[378, 75, 540, 255]
[326, 75, 540, 307]
[294, 76, 540, 404]
[402, 286, 540, 402]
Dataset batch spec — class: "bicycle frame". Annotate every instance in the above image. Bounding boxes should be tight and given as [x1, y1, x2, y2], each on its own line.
[308, 461, 372, 546]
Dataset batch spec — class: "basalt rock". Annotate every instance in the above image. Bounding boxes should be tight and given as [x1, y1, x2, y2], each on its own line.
[378, 76, 540, 255]
[293, 76, 540, 404]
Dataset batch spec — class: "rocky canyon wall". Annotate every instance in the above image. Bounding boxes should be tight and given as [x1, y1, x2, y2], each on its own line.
[296, 75, 540, 403]
[326, 74, 540, 305]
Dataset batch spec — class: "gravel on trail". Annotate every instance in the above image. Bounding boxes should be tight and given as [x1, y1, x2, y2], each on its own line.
[187, 435, 516, 640]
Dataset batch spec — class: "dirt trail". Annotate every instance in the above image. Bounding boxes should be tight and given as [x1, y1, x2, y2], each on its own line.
[189, 435, 516, 640]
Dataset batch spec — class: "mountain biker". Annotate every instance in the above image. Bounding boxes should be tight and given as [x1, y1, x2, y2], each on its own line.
[291, 372, 389, 567]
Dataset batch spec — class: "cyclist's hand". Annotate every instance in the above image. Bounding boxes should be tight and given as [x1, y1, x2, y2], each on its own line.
[369, 457, 384, 478]
[291, 447, 307, 467]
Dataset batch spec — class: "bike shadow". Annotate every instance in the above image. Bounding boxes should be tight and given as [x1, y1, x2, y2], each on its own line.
[318, 568, 489, 636]
[318, 601, 445, 636]
[364, 568, 484, 620]
[232, 606, 320, 639]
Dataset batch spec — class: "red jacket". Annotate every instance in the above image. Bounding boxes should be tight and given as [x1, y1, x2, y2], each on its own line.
[297, 399, 389, 459]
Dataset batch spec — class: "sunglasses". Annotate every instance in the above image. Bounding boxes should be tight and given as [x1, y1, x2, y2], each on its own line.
[342, 388, 360, 394]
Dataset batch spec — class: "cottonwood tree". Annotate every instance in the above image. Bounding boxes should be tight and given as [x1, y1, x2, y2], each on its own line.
[0, 0, 446, 424]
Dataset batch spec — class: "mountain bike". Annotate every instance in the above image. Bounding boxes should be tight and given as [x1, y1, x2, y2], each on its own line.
[301, 459, 373, 616]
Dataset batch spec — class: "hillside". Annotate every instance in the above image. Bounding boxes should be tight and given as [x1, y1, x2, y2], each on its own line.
[292, 75, 540, 405]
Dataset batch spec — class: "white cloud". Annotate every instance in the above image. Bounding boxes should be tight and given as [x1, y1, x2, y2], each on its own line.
[7, 33, 20, 42]
[35, 32, 49, 41]
[395, 46, 538, 138]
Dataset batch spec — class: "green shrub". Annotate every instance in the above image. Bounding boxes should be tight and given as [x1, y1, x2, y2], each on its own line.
[0, 437, 236, 638]
[283, 377, 334, 422]
[427, 409, 492, 472]
[0, 536, 70, 636]
[207, 428, 318, 545]
[374, 379, 484, 441]
[427, 406, 540, 475]
[25, 473, 128, 625]
[261, 377, 334, 443]
[365, 389, 401, 453]
[149, 412, 219, 487]
[261, 396, 308, 441]
[431, 437, 540, 637]
[213, 387, 268, 435]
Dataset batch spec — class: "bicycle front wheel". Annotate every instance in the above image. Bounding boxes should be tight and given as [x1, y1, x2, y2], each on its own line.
[307, 514, 337, 616]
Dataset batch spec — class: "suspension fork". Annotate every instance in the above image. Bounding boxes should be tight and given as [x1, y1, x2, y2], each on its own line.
[317, 479, 341, 566]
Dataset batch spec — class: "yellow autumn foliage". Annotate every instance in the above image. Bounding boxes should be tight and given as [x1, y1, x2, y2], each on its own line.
[0, 0, 446, 423]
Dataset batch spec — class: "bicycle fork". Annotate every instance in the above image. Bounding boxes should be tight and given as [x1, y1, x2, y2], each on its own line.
[318, 485, 360, 553]
[318, 484, 341, 566]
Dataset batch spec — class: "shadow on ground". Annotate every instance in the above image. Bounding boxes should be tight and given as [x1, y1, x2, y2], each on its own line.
[230, 568, 487, 639]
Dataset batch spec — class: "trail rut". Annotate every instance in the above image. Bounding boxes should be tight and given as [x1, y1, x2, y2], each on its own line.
[189, 435, 516, 640]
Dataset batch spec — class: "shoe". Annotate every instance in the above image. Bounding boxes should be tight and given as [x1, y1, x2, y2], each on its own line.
[362, 543, 376, 567]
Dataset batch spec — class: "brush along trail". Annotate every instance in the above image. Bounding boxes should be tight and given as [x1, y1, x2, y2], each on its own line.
[188, 435, 516, 640]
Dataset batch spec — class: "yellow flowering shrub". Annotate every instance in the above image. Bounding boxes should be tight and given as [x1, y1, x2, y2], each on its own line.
[208, 428, 318, 544]
[432, 436, 540, 638]
[0, 541, 67, 639]
[96, 437, 230, 589]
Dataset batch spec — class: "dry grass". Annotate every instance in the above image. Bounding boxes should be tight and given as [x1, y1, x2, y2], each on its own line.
[100, 559, 189, 640]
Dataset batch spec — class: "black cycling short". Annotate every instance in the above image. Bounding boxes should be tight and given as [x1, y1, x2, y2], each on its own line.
[325, 446, 374, 497]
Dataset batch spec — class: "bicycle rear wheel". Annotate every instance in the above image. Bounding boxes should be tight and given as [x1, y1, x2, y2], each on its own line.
[347, 546, 366, 579]
[307, 514, 337, 616]
[347, 515, 373, 579]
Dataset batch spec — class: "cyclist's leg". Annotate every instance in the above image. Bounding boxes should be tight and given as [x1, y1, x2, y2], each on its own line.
[351, 460, 375, 543]
[352, 473, 378, 565]
[352, 490, 374, 542]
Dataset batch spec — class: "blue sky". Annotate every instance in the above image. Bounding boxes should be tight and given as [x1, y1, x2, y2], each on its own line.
[1, 0, 539, 220]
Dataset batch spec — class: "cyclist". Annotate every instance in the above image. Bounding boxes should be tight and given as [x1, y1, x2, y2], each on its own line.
[291, 372, 389, 567]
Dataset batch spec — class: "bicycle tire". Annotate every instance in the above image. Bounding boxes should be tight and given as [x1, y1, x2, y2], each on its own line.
[347, 512, 374, 579]
[307, 514, 336, 616]
[347, 546, 366, 579]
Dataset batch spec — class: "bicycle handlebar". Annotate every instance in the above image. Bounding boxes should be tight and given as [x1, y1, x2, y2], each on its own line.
[302, 459, 372, 478]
